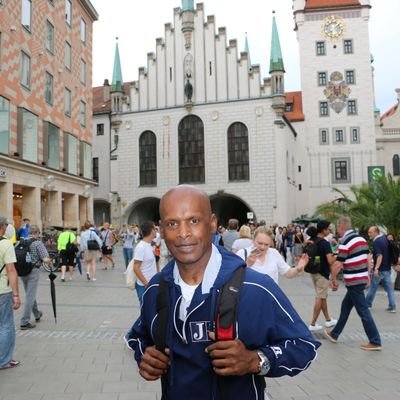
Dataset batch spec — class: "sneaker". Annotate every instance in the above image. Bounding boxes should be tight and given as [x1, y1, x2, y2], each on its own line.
[360, 343, 382, 351]
[325, 319, 337, 328]
[92, 278, 96, 281]
[20, 322, 36, 330]
[386, 308, 396, 313]
[323, 329, 338, 343]
[308, 324, 323, 332]
[0, 360, 20, 369]
[61, 277, 65, 282]
[86, 273, 90, 281]
[35, 311, 43, 322]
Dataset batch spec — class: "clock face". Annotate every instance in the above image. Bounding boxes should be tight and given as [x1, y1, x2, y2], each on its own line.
[323, 16, 345, 39]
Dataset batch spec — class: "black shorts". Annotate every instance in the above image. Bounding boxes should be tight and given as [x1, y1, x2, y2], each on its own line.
[60, 250, 75, 267]
[102, 245, 113, 255]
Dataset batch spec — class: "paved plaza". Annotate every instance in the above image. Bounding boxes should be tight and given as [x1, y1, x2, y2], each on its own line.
[1, 248, 399, 400]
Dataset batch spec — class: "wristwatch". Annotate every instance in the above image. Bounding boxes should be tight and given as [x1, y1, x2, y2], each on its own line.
[256, 350, 270, 376]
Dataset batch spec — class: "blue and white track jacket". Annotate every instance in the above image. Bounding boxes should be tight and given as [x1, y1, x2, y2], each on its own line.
[126, 246, 320, 400]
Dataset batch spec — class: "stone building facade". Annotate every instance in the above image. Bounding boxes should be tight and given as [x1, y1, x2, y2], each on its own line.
[0, 0, 98, 230]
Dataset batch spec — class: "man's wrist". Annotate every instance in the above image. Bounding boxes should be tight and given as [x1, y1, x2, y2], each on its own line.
[13, 294, 19, 297]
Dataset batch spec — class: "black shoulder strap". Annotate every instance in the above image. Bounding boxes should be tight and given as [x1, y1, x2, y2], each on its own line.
[155, 275, 169, 353]
[215, 266, 245, 341]
[0, 237, 6, 275]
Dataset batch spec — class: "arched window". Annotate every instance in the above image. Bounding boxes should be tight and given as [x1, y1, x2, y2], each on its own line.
[393, 154, 400, 176]
[178, 115, 205, 183]
[227, 122, 249, 181]
[139, 131, 157, 186]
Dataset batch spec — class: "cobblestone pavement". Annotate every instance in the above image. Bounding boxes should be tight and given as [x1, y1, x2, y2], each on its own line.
[1, 248, 399, 400]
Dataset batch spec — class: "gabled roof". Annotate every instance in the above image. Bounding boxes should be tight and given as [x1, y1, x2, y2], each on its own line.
[305, 0, 360, 9]
[92, 86, 111, 114]
[284, 91, 305, 122]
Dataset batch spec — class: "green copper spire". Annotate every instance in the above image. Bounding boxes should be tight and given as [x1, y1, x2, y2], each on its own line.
[244, 32, 252, 71]
[111, 37, 123, 92]
[182, 0, 194, 11]
[269, 12, 285, 73]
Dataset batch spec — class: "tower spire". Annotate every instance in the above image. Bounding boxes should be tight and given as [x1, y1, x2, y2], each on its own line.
[182, 0, 194, 12]
[111, 37, 123, 93]
[269, 11, 285, 73]
[244, 32, 252, 71]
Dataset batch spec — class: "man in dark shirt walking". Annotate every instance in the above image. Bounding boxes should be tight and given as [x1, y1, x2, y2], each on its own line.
[365, 226, 396, 313]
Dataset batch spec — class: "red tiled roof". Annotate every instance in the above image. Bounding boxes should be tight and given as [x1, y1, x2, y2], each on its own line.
[284, 91, 305, 122]
[305, 0, 360, 9]
[381, 103, 399, 121]
[93, 85, 111, 114]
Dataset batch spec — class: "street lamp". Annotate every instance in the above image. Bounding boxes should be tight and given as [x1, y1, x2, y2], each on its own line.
[44, 175, 55, 229]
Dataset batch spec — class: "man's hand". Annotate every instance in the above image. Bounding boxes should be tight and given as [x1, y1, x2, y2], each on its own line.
[330, 278, 339, 291]
[206, 332, 259, 376]
[13, 296, 21, 310]
[373, 268, 379, 278]
[139, 346, 170, 381]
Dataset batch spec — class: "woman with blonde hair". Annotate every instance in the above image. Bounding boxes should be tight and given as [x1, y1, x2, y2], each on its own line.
[236, 226, 308, 285]
[231, 225, 253, 253]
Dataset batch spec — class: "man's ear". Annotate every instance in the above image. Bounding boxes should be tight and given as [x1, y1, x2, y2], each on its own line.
[210, 214, 217, 233]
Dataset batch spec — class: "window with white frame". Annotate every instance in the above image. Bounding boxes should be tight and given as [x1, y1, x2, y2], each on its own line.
[65, 133, 77, 174]
[96, 123, 104, 136]
[80, 101, 86, 127]
[351, 127, 360, 144]
[332, 158, 351, 183]
[80, 18, 86, 44]
[80, 141, 92, 178]
[319, 101, 329, 116]
[20, 51, 31, 89]
[45, 20, 54, 54]
[318, 72, 327, 86]
[316, 41, 326, 56]
[319, 128, 329, 145]
[334, 128, 345, 143]
[44, 71, 53, 105]
[345, 70, 355, 85]
[44, 121, 60, 169]
[64, 88, 71, 117]
[65, 0, 72, 26]
[343, 39, 353, 54]
[0, 96, 10, 154]
[65, 41, 71, 70]
[18, 107, 38, 163]
[80, 59, 86, 85]
[393, 155, 400, 176]
[21, 0, 32, 31]
[347, 100, 357, 115]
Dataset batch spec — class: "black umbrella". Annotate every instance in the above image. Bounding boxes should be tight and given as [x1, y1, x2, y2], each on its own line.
[48, 271, 57, 323]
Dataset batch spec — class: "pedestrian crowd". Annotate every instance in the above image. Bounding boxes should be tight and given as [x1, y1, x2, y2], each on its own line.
[1, 188, 399, 400]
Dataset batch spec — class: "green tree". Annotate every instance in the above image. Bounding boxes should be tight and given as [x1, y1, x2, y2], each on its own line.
[315, 174, 400, 238]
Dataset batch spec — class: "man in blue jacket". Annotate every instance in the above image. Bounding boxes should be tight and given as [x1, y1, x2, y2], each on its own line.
[126, 185, 320, 399]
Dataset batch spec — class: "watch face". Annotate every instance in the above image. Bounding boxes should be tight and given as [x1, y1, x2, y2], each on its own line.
[323, 16, 345, 39]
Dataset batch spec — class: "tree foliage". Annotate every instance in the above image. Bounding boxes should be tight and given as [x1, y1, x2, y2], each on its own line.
[315, 174, 400, 238]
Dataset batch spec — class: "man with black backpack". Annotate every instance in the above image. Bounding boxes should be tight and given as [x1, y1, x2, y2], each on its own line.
[18, 225, 51, 330]
[125, 185, 320, 399]
[305, 222, 337, 332]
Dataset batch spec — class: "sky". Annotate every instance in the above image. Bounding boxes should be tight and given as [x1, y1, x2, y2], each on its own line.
[90, 0, 400, 113]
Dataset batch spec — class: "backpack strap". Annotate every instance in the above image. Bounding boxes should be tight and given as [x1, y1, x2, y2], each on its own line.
[215, 266, 245, 341]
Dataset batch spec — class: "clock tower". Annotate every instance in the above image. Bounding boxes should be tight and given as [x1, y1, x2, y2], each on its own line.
[293, 0, 377, 211]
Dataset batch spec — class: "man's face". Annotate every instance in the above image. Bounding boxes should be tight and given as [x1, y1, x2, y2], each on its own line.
[160, 189, 216, 270]
[368, 228, 377, 240]
[336, 223, 345, 237]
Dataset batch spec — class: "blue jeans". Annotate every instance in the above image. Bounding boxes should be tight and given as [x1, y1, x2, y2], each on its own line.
[366, 270, 396, 310]
[331, 284, 381, 345]
[123, 248, 133, 269]
[135, 282, 146, 306]
[0, 292, 16, 367]
[20, 267, 41, 326]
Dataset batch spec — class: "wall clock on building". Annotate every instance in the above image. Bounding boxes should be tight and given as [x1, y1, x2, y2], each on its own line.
[322, 16, 345, 39]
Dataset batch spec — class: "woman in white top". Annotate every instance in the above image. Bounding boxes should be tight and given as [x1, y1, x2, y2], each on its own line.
[236, 226, 308, 285]
[231, 225, 253, 253]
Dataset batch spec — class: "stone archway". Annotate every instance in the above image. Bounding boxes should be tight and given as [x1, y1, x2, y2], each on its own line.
[210, 193, 255, 228]
[93, 200, 111, 227]
[126, 197, 160, 226]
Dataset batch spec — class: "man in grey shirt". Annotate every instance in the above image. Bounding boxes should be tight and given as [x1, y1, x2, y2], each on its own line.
[222, 219, 240, 251]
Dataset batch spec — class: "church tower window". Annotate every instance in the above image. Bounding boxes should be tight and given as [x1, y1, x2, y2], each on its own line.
[227, 122, 249, 182]
[139, 131, 157, 186]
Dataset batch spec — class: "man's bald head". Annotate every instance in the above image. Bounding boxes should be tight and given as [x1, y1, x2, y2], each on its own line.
[159, 185, 212, 219]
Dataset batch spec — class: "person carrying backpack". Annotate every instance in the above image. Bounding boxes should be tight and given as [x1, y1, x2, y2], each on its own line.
[57, 226, 77, 282]
[125, 185, 320, 400]
[18, 225, 51, 330]
[305, 222, 337, 332]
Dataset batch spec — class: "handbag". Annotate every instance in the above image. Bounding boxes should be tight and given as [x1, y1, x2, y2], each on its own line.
[66, 233, 76, 253]
[87, 231, 100, 250]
